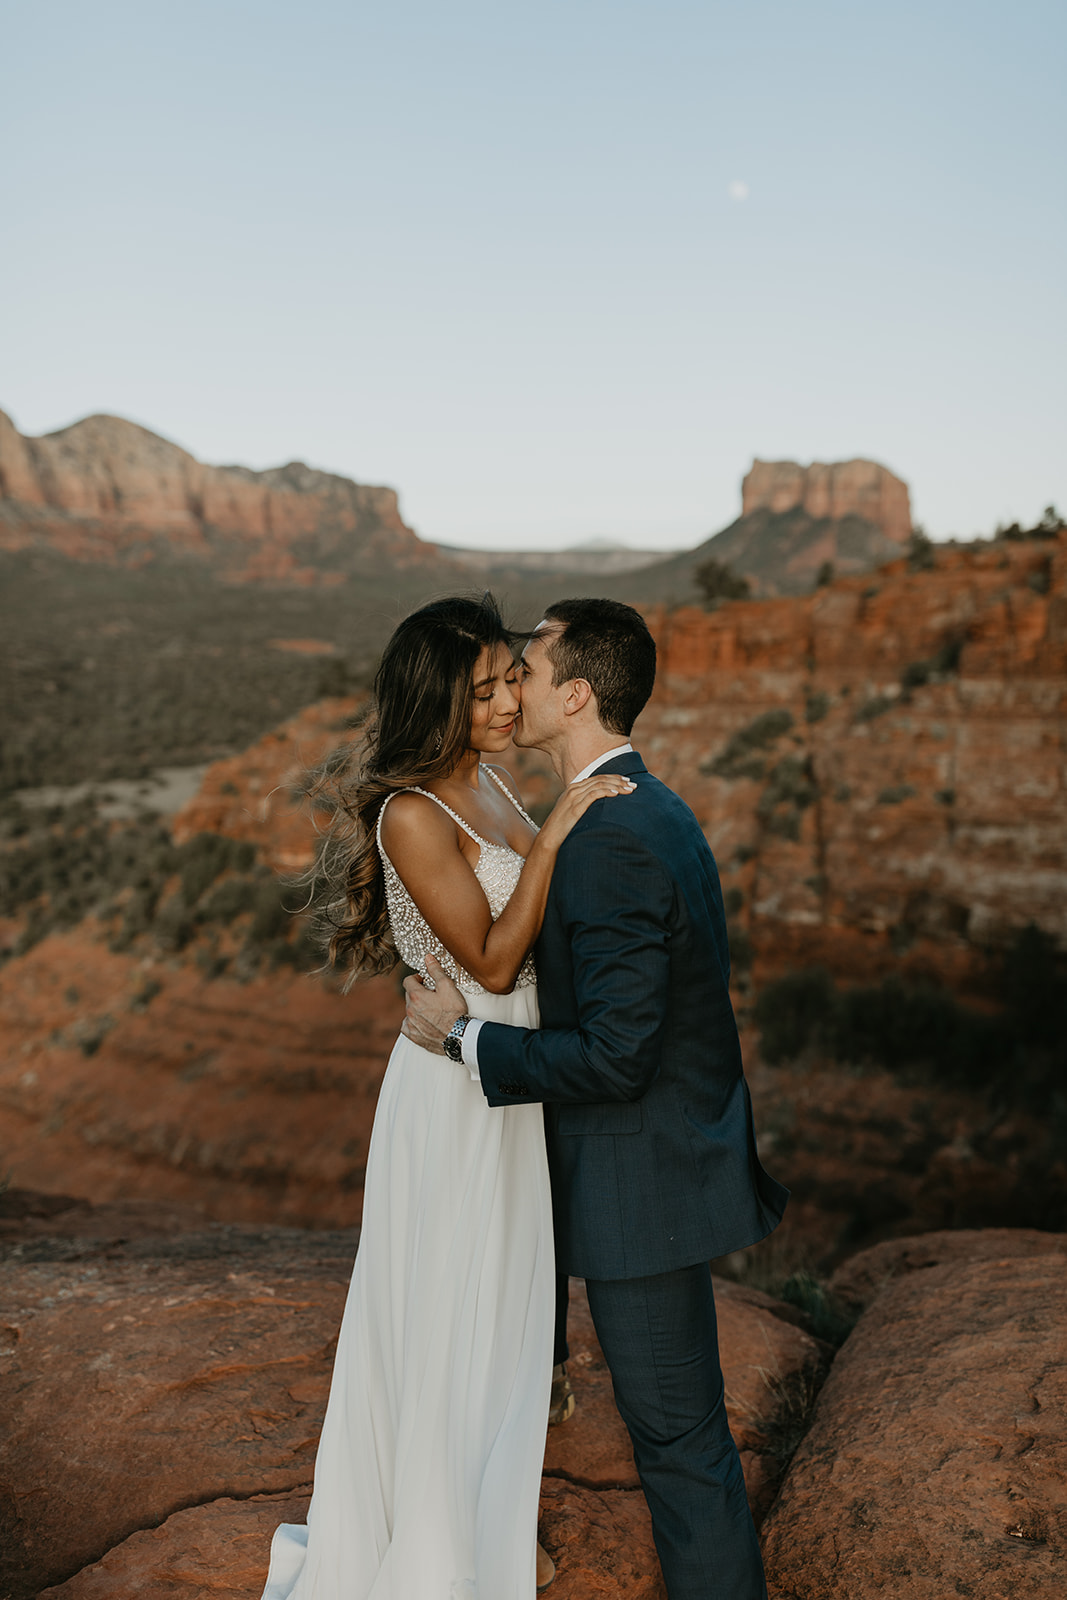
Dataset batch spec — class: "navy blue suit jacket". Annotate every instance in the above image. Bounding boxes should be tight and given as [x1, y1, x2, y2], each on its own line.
[477, 751, 788, 1280]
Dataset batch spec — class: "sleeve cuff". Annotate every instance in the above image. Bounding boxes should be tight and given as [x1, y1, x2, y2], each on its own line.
[461, 1017, 485, 1082]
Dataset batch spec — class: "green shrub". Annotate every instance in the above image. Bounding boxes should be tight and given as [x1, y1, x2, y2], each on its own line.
[901, 637, 965, 693]
[694, 558, 751, 605]
[0, 805, 177, 957]
[248, 878, 291, 944]
[702, 709, 795, 779]
[179, 833, 253, 906]
[199, 876, 256, 923]
[753, 967, 836, 1062]
[155, 895, 194, 952]
[908, 527, 936, 571]
[996, 506, 1064, 542]
[854, 694, 894, 723]
[754, 928, 1066, 1114]
[876, 784, 916, 805]
[728, 925, 754, 974]
[758, 756, 818, 839]
[779, 1270, 857, 1348]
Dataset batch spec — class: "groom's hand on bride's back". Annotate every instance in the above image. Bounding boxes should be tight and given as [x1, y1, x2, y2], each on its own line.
[402, 954, 466, 1054]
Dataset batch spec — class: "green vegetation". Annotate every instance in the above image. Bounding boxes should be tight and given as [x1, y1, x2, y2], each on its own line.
[876, 783, 916, 805]
[0, 548, 392, 796]
[753, 926, 1067, 1118]
[778, 1270, 858, 1349]
[900, 637, 964, 693]
[0, 797, 318, 974]
[995, 504, 1064, 542]
[724, 885, 753, 975]
[907, 526, 936, 571]
[693, 557, 751, 606]
[853, 693, 894, 723]
[702, 709, 795, 780]
[757, 755, 819, 840]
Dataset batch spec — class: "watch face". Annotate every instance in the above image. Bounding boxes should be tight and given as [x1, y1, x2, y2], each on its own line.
[443, 1036, 463, 1063]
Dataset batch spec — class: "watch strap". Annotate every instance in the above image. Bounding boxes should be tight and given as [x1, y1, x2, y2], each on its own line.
[443, 1014, 471, 1061]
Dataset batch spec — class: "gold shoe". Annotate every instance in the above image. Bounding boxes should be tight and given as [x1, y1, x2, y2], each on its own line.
[548, 1362, 575, 1427]
[536, 1540, 556, 1591]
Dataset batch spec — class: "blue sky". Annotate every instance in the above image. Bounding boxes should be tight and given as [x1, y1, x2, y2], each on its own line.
[2, 0, 1064, 549]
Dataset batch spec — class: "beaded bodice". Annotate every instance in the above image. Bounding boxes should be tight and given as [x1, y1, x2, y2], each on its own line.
[376, 766, 538, 996]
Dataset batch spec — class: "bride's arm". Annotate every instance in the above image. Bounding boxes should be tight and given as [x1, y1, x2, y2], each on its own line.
[380, 774, 634, 993]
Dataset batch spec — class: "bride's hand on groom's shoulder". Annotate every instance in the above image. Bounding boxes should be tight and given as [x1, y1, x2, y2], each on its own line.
[538, 772, 636, 853]
[402, 955, 465, 1054]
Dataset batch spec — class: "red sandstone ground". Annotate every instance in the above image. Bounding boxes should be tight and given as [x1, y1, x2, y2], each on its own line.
[8, 1216, 1063, 1600]
[761, 1236, 1067, 1599]
[2, 1205, 822, 1599]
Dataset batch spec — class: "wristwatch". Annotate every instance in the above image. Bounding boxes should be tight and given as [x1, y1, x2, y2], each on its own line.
[443, 1015, 471, 1063]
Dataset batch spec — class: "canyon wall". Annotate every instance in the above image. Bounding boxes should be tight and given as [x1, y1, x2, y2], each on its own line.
[636, 530, 1066, 991]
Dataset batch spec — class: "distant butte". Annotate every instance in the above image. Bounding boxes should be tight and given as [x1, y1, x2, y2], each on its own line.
[0, 408, 454, 584]
[742, 457, 912, 545]
[606, 456, 915, 606]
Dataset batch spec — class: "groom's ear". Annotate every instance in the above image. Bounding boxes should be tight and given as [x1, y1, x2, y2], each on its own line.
[561, 678, 594, 716]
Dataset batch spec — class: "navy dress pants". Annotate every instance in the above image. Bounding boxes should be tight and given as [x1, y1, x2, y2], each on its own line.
[553, 1269, 570, 1367]
[584, 1264, 767, 1600]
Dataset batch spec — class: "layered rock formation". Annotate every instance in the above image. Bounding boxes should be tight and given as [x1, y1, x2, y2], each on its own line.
[638, 529, 1067, 989]
[0, 924, 403, 1226]
[742, 457, 912, 545]
[609, 456, 914, 603]
[0, 408, 450, 582]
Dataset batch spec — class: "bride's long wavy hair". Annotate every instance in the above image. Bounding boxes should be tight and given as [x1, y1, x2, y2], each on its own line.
[312, 593, 515, 982]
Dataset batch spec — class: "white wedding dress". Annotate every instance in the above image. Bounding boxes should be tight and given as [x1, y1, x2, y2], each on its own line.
[262, 769, 554, 1600]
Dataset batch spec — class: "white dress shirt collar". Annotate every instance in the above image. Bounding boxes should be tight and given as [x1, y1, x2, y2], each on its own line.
[570, 744, 634, 785]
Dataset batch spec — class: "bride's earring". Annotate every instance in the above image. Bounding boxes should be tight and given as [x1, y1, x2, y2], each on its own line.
[433, 730, 443, 753]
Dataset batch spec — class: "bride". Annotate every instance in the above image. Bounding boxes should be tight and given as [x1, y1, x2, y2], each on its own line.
[261, 594, 635, 1600]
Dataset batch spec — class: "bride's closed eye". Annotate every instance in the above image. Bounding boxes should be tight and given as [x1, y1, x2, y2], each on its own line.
[476, 676, 518, 702]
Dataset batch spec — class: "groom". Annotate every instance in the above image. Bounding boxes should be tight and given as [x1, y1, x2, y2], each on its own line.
[404, 597, 787, 1599]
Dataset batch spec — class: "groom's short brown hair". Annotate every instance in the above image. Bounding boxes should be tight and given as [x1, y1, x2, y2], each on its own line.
[542, 598, 656, 736]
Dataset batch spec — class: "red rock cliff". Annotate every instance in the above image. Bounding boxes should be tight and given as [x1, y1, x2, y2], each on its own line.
[635, 531, 1066, 992]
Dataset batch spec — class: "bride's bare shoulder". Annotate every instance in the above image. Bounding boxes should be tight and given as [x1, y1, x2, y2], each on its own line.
[379, 790, 458, 856]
